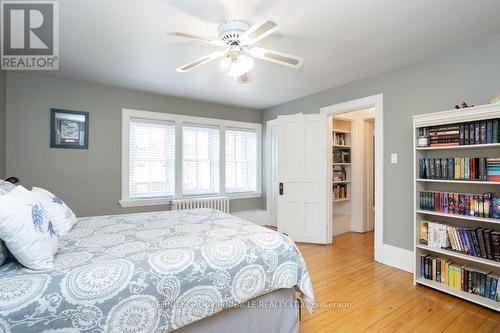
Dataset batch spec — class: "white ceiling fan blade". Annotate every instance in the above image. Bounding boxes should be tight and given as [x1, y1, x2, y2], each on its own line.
[248, 47, 303, 68]
[167, 31, 225, 47]
[176, 51, 226, 73]
[240, 19, 278, 45]
[237, 72, 252, 84]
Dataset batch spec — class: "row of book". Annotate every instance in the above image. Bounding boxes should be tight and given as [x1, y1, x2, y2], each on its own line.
[332, 165, 347, 182]
[420, 255, 500, 302]
[419, 221, 500, 261]
[418, 157, 490, 181]
[332, 149, 350, 163]
[333, 133, 347, 146]
[419, 191, 500, 219]
[420, 118, 500, 147]
[488, 158, 500, 182]
[333, 184, 348, 200]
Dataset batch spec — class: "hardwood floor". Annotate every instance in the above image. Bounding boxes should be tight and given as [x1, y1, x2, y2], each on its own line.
[297, 232, 500, 332]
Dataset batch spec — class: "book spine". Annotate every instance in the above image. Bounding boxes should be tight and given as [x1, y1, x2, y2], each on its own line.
[459, 124, 465, 145]
[487, 120, 493, 144]
[491, 232, 500, 261]
[484, 230, 493, 260]
[493, 119, 499, 143]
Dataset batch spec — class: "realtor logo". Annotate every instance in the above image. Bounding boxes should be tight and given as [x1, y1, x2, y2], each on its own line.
[1, 1, 59, 70]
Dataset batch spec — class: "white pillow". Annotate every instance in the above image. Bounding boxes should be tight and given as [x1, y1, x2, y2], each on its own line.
[32, 187, 77, 236]
[0, 179, 16, 196]
[0, 185, 58, 270]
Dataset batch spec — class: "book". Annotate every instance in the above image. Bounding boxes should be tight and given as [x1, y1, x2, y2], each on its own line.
[470, 123, 475, 145]
[493, 120, 499, 143]
[475, 122, 480, 144]
[484, 230, 493, 260]
[487, 120, 493, 144]
[491, 231, 500, 261]
[480, 121, 487, 144]
[420, 221, 428, 245]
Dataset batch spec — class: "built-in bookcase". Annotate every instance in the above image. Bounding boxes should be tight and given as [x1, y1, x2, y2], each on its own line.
[413, 103, 500, 311]
[332, 117, 352, 236]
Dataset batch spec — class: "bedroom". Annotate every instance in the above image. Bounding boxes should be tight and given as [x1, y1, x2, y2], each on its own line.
[1, 0, 500, 332]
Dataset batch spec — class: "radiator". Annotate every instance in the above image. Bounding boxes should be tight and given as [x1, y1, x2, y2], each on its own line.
[171, 196, 230, 213]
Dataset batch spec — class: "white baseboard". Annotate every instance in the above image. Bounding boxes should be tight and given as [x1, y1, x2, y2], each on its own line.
[232, 209, 267, 226]
[378, 244, 414, 273]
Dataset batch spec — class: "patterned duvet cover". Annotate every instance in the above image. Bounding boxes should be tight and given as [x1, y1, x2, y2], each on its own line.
[0, 209, 314, 333]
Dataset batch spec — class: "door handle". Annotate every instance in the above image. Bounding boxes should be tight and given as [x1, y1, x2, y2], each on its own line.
[279, 183, 283, 195]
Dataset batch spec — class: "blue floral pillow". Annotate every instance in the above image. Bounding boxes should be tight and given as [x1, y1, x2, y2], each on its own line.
[0, 185, 58, 269]
[31, 187, 77, 236]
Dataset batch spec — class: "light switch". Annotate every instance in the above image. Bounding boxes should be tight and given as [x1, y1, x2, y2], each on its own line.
[391, 153, 398, 164]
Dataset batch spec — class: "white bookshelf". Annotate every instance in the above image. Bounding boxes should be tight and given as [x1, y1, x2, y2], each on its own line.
[332, 118, 352, 236]
[416, 179, 500, 185]
[413, 103, 500, 311]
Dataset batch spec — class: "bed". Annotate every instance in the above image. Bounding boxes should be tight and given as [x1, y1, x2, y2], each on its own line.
[0, 208, 314, 333]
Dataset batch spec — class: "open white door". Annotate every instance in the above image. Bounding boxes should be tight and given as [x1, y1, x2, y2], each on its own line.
[276, 113, 329, 244]
[266, 121, 279, 227]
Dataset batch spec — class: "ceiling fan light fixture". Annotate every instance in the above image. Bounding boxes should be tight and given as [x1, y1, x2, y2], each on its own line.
[228, 54, 254, 77]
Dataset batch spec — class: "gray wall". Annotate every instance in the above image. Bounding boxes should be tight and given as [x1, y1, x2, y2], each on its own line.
[263, 34, 500, 251]
[0, 71, 5, 179]
[5, 73, 262, 216]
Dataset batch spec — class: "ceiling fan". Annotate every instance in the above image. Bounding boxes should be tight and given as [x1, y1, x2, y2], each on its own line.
[167, 19, 304, 84]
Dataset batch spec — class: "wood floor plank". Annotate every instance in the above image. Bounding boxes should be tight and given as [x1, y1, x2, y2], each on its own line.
[298, 232, 500, 333]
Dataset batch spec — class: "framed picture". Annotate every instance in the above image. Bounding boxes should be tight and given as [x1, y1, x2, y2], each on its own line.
[50, 109, 89, 149]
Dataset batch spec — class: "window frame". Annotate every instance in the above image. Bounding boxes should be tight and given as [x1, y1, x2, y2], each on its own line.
[224, 127, 259, 194]
[120, 108, 261, 208]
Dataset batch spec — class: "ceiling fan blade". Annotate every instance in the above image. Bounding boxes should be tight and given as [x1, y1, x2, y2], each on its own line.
[240, 19, 278, 45]
[237, 72, 252, 84]
[176, 51, 226, 72]
[167, 31, 225, 46]
[248, 47, 303, 68]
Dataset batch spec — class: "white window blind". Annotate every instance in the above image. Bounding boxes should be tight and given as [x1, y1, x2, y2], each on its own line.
[129, 119, 175, 198]
[182, 125, 220, 195]
[225, 128, 257, 193]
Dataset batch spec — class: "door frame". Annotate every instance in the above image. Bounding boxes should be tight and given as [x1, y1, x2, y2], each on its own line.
[320, 94, 384, 263]
[266, 119, 278, 226]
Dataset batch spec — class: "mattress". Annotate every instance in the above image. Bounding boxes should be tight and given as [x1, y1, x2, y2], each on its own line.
[0, 208, 314, 332]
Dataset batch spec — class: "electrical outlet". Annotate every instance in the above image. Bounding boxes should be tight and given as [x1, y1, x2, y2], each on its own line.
[391, 153, 398, 164]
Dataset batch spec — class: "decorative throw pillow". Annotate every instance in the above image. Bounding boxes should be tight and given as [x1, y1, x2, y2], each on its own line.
[0, 179, 16, 196]
[32, 187, 77, 236]
[0, 185, 58, 270]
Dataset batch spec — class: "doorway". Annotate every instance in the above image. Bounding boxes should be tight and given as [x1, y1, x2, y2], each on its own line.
[320, 94, 384, 262]
[330, 109, 375, 239]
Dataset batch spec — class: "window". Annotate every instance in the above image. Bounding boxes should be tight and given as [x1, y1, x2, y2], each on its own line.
[121, 109, 261, 207]
[128, 119, 175, 198]
[182, 126, 219, 195]
[225, 129, 257, 193]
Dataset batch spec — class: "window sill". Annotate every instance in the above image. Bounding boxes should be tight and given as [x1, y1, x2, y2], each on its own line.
[119, 192, 262, 208]
[119, 197, 172, 208]
[226, 192, 262, 199]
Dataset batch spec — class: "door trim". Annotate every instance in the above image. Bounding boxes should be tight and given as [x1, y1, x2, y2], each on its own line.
[266, 119, 278, 227]
[320, 94, 385, 264]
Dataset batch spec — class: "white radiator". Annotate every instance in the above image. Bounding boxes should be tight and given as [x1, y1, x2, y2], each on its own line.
[172, 196, 230, 213]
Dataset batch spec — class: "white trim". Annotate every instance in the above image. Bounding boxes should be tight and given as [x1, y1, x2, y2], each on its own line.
[320, 94, 387, 264]
[120, 108, 262, 207]
[412, 102, 500, 128]
[232, 209, 267, 226]
[379, 244, 413, 272]
[119, 191, 261, 208]
[266, 119, 279, 227]
[119, 198, 172, 208]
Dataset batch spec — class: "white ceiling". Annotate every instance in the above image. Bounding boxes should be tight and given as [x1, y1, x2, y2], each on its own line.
[31, 0, 500, 109]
